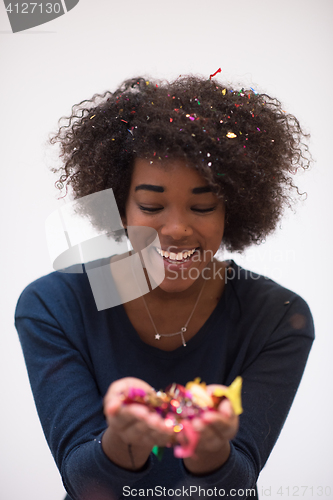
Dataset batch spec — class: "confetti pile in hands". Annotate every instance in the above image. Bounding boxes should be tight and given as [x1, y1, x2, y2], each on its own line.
[122, 377, 243, 458]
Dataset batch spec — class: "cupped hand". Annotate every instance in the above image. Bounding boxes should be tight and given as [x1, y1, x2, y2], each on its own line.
[180, 384, 239, 474]
[103, 377, 174, 450]
[190, 383, 239, 452]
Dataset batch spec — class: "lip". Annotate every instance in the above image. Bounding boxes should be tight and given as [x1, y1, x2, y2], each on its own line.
[154, 247, 201, 270]
[159, 246, 199, 253]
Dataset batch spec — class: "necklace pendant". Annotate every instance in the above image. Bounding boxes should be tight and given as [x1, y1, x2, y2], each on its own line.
[155, 333, 161, 340]
[181, 327, 187, 333]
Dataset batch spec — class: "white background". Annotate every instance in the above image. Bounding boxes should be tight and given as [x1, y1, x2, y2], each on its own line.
[1, 1, 332, 499]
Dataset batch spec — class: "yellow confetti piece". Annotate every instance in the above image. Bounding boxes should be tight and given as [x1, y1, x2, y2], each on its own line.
[90, 115, 96, 119]
[222, 89, 227, 95]
[213, 376, 243, 415]
[186, 378, 213, 408]
[226, 132, 237, 139]
[173, 424, 183, 433]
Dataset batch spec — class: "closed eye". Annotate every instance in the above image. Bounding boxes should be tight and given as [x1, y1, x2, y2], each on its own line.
[192, 206, 217, 213]
[138, 205, 162, 213]
[138, 205, 217, 214]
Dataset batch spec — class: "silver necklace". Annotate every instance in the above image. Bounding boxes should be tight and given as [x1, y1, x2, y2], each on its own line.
[141, 281, 206, 347]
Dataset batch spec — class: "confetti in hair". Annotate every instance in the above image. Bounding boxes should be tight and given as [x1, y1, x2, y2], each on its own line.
[209, 68, 222, 80]
[51, 75, 312, 253]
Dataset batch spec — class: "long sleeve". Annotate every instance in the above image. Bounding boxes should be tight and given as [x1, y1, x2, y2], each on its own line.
[181, 285, 314, 497]
[15, 274, 157, 500]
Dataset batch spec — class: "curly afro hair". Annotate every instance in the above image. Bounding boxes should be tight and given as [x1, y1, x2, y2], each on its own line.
[50, 75, 311, 252]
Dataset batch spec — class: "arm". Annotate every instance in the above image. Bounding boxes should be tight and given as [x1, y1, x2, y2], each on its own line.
[179, 295, 314, 492]
[15, 278, 161, 500]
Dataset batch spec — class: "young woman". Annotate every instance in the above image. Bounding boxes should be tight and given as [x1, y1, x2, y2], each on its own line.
[15, 76, 314, 500]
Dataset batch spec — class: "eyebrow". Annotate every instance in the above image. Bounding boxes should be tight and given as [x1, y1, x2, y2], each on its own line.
[135, 184, 212, 194]
[192, 186, 212, 194]
[135, 184, 164, 193]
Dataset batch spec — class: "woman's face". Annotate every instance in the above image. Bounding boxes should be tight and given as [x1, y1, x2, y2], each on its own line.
[123, 158, 225, 293]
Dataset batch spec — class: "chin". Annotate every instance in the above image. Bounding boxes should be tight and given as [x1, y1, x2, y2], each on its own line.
[158, 275, 199, 294]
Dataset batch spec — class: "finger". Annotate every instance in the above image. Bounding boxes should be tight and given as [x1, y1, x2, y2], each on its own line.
[110, 377, 154, 394]
[104, 377, 154, 409]
[205, 384, 228, 396]
[104, 395, 122, 417]
[118, 416, 174, 448]
[202, 412, 239, 442]
[191, 405, 238, 444]
[201, 400, 235, 424]
[108, 403, 152, 430]
[108, 403, 174, 446]
[183, 418, 227, 454]
[218, 398, 234, 419]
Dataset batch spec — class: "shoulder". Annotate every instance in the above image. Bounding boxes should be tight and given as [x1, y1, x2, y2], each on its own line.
[225, 260, 314, 341]
[15, 265, 94, 323]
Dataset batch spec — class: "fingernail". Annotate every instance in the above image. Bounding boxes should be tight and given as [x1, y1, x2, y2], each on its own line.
[106, 401, 119, 415]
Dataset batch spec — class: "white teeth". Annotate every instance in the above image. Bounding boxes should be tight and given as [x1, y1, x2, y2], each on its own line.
[155, 247, 197, 260]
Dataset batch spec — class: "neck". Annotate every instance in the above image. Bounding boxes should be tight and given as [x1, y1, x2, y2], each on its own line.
[143, 262, 212, 304]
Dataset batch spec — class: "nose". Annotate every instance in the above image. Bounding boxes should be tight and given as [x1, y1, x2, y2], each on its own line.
[160, 212, 193, 240]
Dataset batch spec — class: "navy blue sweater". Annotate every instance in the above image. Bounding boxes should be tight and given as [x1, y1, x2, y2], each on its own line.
[15, 261, 314, 499]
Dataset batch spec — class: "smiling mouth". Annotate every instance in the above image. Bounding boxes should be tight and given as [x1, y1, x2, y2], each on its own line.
[155, 247, 198, 264]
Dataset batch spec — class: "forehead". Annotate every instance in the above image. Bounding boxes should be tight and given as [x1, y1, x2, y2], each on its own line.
[130, 158, 209, 189]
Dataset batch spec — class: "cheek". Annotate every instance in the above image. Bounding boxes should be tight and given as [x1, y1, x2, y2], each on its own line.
[124, 204, 159, 231]
[123, 201, 139, 226]
[206, 217, 225, 249]
[204, 214, 224, 235]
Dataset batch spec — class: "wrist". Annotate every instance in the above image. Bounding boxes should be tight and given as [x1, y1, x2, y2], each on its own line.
[102, 427, 152, 471]
[183, 440, 230, 476]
